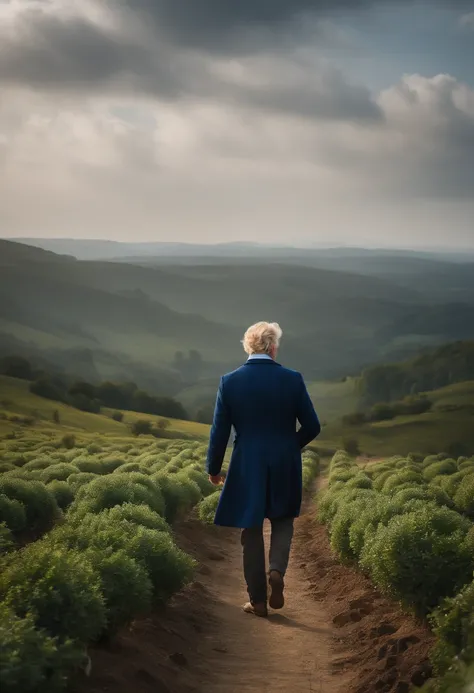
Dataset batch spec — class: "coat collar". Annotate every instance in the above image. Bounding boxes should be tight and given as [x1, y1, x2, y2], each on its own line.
[244, 359, 280, 366]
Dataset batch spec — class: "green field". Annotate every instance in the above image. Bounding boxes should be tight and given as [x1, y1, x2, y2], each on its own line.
[0, 375, 210, 441]
[316, 381, 474, 457]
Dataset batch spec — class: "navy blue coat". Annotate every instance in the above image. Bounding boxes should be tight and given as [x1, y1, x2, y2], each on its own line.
[206, 359, 321, 528]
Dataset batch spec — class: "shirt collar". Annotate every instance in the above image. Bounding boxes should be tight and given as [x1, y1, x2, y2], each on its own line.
[247, 353, 272, 361]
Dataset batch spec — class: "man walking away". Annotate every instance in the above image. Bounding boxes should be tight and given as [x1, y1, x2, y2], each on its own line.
[206, 322, 321, 617]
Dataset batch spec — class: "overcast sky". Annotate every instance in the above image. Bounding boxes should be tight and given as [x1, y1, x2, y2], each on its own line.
[1, 0, 473, 249]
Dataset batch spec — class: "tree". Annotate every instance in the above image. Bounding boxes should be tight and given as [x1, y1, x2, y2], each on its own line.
[0, 356, 33, 381]
[343, 437, 361, 456]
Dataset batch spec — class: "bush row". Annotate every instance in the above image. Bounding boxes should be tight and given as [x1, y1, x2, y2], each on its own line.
[319, 451, 474, 692]
[0, 438, 213, 692]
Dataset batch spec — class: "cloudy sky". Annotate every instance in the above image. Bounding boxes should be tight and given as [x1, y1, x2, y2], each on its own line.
[1, 0, 473, 249]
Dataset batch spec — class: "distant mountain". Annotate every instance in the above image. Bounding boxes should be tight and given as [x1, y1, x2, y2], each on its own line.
[8, 237, 474, 263]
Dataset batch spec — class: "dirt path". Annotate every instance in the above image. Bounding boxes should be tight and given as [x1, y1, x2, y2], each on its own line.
[192, 513, 345, 693]
[78, 497, 433, 693]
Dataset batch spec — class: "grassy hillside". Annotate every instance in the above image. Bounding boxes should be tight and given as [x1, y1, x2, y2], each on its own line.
[0, 376, 210, 440]
[4, 239, 474, 389]
[317, 380, 474, 457]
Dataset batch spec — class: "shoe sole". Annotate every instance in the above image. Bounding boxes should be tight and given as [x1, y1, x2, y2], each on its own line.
[269, 573, 285, 610]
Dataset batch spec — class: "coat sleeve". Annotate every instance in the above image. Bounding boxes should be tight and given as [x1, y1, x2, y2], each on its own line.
[206, 378, 232, 476]
[296, 374, 321, 449]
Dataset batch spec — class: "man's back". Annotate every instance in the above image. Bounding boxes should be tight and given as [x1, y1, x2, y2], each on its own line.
[206, 357, 320, 528]
[205, 322, 321, 617]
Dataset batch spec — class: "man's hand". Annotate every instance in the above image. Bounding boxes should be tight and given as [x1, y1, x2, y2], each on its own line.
[209, 474, 225, 486]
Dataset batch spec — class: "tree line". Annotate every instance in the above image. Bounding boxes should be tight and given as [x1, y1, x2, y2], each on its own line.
[0, 356, 188, 421]
[359, 341, 474, 405]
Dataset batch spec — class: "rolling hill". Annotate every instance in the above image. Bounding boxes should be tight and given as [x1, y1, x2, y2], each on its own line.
[2, 239, 474, 415]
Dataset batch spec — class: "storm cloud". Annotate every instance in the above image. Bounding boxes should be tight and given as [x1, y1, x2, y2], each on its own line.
[0, 0, 473, 247]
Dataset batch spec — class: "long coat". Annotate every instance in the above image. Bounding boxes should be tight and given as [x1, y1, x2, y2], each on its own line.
[206, 359, 321, 528]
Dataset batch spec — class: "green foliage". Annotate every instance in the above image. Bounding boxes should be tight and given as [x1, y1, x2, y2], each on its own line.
[454, 474, 474, 517]
[198, 491, 221, 524]
[423, 459, 458, 482]
[342, 437, 360, 456]
[359, 506, 473, 615]
[430, 580, 474, 676]
[40, 463, 79, 484]
[0, 604, 83, 693]
[0, 543, 106, 643]
[83, 548, 153, 634]
[111, 410, 124, 422]
[66, 472, 98, 491]
[0, 495, 27, 532]
[130, 419, 153, 437]
[0, 478, 59, 532]
[70, 473, 165, 518]
[60, 434, 76, 450]
[152, 472, 195, 523]
[47, 481, 75, 510]
[0, 523, 14, 554]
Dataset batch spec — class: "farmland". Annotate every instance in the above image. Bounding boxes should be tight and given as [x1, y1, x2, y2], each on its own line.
[318, 450, 474, 692]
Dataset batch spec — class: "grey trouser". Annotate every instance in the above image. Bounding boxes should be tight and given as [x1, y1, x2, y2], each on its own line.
[241, 517, 294, 605]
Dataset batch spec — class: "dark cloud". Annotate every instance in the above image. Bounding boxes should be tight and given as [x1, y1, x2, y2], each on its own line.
[0, 9, 179, 94]
[0, 3, 383, 123]
[126, 0, 473, 51]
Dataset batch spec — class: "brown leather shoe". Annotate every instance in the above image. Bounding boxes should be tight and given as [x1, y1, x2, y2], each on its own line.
[242, 602, 268, 618]
[269, 570, 285, 610]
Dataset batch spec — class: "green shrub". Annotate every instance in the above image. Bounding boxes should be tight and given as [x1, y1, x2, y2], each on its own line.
[454, 475, 474, 517]
[330, 495, 374, 561]
[130, 420, 153, 437]
[111, 411, 124, 422]
[430, 580, 474, 676]
[128, 528, 194, 602]
[346, 473, 373, 490]
[382, 470, 424, 493]
[0, 523, 14, 554]
[70, 474, 165, 518]
[83, 548, 152, 634]
[183, 469, 215, 497]
[0, 604, 83, 693]
[0, 478, 59, 532]
[0, 543, 106, 643]
[152, 472, 197, 523]
[66, 472, 98, 492]
[113, 462, 149, 474]
[342, 437, 360, 456]
[423, 459, 458, 482]
[359, 506, 474, 615]
[40, 463, 79, 484]
[198, 491, 221, 524]
[76, 504, 170, 533]
[0, 495, 27, 532]
[23, 459, 52, 472]
[60, 435, 76, 450]
[47, 482, 75, 510]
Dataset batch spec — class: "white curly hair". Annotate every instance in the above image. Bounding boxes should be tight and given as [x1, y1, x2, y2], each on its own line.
[242, 321, 283, 355]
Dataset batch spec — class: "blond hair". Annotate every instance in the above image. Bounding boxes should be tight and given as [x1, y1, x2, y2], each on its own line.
[242, 322, 283, 355]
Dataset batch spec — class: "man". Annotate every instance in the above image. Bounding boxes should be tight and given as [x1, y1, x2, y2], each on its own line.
[206, 321, 321, 618]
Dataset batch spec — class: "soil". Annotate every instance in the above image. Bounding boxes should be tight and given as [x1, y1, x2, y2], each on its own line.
[76, 498, 434, 693]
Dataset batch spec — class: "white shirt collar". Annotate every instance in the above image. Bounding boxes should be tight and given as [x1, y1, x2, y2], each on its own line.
[247, 353, 272, 360]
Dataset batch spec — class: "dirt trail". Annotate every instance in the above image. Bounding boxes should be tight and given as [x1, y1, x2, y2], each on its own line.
[193, 514, 344, 693]
[78, 496, 433, 693]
